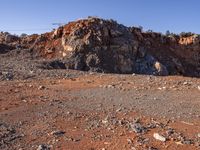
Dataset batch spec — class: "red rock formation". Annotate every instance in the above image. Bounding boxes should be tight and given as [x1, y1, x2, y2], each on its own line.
[0, 17, 199, 77]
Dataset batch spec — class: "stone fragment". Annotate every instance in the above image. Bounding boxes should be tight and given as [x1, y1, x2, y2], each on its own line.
[153, 133, 166, 142]
[37, 144, 51, 150]
[131, 123, 146, 133]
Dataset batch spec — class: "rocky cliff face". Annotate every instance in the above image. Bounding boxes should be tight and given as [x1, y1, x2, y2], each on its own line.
[0, 17, 199, 77]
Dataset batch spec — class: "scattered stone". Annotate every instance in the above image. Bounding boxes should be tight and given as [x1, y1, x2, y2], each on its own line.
[198, 133, 200, 138]
[38, 85, 45, 90]
[154, 61, 169, 76]
[127, 138, 133, 144]
[198, 86, 200, 91]
[166, 128, 174, 136]
[51, 130, 65, 136]
[2, 72, 14, 80]
[133, 118, 140, 123]
[0, 122, 22, 148]
[66, 111, 73, 115]
[102, 118, 109, 125]
[158, 86, 166, 90]
[131, 147, 136, 150]
[136, 136, 149, 145]
[132, 73, 136, 76]
[148, 147, 158, 150]
[153, 133, 166, 142]
[37, 144, 51, 150]
[106, 85, 115, 88]
[175, 141, 184, 145]
[181, 139, 194, 145]
[116, 108, 122, 112]
[183, 81, 190, 85]
[72, 138, 81, 142]
[130, 123, 146, 133]
[181, 121, 194, 126]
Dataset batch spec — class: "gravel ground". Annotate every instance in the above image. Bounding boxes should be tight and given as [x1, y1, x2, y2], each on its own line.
[0, 48, 200, 150]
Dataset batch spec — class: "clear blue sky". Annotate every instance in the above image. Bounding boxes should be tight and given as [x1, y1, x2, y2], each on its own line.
[0, 0, 200, 35]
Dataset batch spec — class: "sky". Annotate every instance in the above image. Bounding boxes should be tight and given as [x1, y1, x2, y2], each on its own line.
[0, 0, 200, 35]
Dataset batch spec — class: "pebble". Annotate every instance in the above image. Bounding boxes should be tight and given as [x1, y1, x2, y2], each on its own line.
[198, 86, 200, 91]
[66, 111, 72, 115]
[102, 116, 109, 124]
[198, 133, 200, 138]
[106, 84, 115, 88]
[131, 147, 136, 150]
[175, 141, 183, 145]
[3, 72, 13, 80]
[183, 81, 189, 85]
[38, 85, 45, 90]
[148, 147, 158, 150]
[182, 139, 193, 145]
[132, 73, 136, 76]
[131, 123, 146, 133]
[127, 138, 133, 144]
[116, 108, 122, 112]
[51, 130, 65, 136]
[166, 128, 174, 136]
[153, 133, 166, 142]
[37, 144, 50, 150]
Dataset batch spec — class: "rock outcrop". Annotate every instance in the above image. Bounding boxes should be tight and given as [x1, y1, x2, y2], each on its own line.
[30, 17, 170, 75]
[0, 17, 200, 77]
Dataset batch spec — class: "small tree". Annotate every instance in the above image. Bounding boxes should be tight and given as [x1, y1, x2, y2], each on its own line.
[180, 32, 194, 37]
[20, 33, 28, 38]
[147, 29, 153, 33]
[138, 26, 143, 32]
[165, 30, 170, 36]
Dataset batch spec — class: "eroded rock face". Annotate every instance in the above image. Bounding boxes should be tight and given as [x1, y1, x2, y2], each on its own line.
[48, 17, 167, 75]
[61, 18, 139, 73]
[1, 17, 199, 77]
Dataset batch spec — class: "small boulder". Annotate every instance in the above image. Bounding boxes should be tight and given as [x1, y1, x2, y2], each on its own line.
[153, 133, 166, 142]
[154, 61, 169, 76]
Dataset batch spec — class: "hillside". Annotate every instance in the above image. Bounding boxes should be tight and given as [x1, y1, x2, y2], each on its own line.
[0, 17, 200, 78]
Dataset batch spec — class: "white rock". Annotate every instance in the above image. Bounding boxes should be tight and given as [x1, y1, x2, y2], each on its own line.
[198, 86, 200, 91]
[102, 117, 109, 124]
[38, 85, 45, 90]
[153, 133, 166, 142]
[107, 84, 115, 88]
[62, 52, 67, 57]
[198, 133, 200, 138]
[132, 73, 136, 76]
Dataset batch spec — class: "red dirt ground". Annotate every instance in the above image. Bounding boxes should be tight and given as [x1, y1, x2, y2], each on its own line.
[0, 73, 200, 150]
